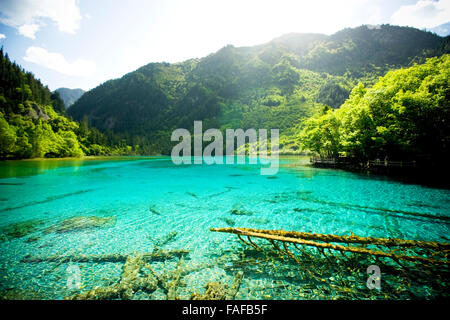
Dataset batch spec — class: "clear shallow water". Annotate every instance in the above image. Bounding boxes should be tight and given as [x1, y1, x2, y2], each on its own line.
[0, 156, 449, 299]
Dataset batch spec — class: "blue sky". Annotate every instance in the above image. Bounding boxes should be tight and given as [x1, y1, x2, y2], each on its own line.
[0, 0, 449, 91]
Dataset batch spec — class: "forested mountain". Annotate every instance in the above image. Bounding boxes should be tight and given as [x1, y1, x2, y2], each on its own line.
[54, 87, 85, 108]
[68, 25, 448, 155]
[0, 49, 132, 158]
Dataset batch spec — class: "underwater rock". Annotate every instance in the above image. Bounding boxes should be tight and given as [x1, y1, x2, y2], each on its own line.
[230, 204, 253, 216]
[219, 217, 236, 227]
[44, 216, 116, 234]
[0, 219, 43, 241]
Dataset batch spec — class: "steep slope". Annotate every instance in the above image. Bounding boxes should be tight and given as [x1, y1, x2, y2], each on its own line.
[68, 25, 448, 154]
[297, 25, 443, 76]
[55, 88, 85, 108]
[0, 49, 131, 158]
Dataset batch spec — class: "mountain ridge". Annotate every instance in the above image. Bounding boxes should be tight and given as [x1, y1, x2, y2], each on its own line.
[68, 24, 448, 154]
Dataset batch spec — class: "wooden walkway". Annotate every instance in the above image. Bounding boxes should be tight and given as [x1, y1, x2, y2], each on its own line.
[368, 159, 416, 168]
[310, 157, 417, 168]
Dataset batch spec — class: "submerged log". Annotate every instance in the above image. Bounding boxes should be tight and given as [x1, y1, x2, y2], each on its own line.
[21, 249, 189, 264]
[68, 253, 158, 300]
[65, 247, 193, 300]
[167, 257, 185, 300]
[210, 227, 450, 266]
[226, 271, 244, 300]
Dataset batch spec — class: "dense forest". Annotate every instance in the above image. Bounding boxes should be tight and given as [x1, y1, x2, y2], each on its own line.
[68, 25, 448, 155]
[299, 54, 450, 165]
[0, 48, 133, 158]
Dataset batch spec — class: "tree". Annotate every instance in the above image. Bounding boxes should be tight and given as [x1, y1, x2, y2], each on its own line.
[0, 114, 16, 156]
[300, 54, 450, 163]
[299, 109, 341, 158]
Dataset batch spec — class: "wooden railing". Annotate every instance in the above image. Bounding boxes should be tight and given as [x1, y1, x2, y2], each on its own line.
[311, 157, 417, 168]
[310, 157, 336, 164]
[368, 160, 417, 168]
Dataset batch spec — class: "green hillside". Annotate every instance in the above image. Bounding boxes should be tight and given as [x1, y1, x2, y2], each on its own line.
[0, 49, 132, 159]
[300, 54, 450, 165]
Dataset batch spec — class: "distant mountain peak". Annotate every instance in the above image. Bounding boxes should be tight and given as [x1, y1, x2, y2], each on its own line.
[428, 22, 450, 37]
[54, 88, 85, 109]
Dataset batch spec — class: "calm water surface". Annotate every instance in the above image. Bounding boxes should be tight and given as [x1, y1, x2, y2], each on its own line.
[0, 156, 449, 299]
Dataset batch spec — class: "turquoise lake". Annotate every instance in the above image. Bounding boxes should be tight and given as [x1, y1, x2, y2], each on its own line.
[0, 156, 449, 299]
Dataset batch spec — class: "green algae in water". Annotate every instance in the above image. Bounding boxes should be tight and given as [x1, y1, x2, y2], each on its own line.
[0, 219, 43, 241]
[0, 156, 449, 299]
[44, 216, 116, 234]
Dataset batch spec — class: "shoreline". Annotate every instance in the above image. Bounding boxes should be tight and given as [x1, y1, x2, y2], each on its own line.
[309, 161, 450, 189]
[4, 154, 448, 189]
[0, 152, 309, 162]
[0, 155, 164, 162]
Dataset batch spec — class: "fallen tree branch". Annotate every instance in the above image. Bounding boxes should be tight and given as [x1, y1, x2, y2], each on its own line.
[212, 227, 450, 250]
[210, 227, 449, 266]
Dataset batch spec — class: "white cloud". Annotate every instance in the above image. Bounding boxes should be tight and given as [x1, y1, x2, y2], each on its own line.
[0, 34, 5, 40]
[0, 0, 82, 38]
[18, 23, 40, 39]
[24, 46, 96, 77]
[391, 0, 450, 29]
